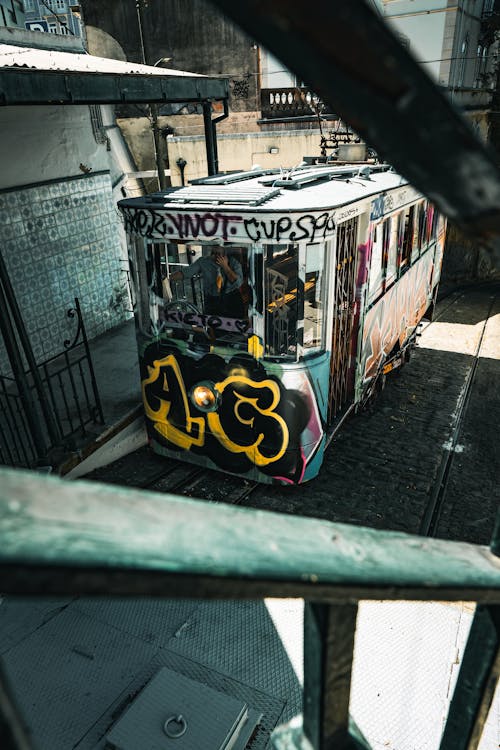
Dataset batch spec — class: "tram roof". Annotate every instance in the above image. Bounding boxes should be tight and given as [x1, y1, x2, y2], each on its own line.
[119, 163, 412, 215]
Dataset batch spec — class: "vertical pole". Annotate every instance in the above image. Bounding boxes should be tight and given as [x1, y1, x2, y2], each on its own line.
[439, 605, 500, 750]
[303, 602, 359, 748]
[0, 661, 33, 750]
[74, 299, 104, 425]
[0, 279, 46, 462]
[203, 101, 217, 175]
[0, 250, 60, 446]
[490, 507, 500, 557]
[150, 104, 167, 191]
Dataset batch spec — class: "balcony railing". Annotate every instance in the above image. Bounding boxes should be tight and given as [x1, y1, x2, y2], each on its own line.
[260, 87, 335, 120]
[1, 467, 500, 749]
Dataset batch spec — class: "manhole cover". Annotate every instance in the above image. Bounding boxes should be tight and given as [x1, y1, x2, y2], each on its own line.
[105, 667, 261, 749]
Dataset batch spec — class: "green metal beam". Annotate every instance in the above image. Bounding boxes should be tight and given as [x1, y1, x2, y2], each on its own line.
[0, 68, 229, 105]
[1, 468, 500, 601]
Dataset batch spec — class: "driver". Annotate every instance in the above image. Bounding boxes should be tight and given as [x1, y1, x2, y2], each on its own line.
[168, 247, 245, 318]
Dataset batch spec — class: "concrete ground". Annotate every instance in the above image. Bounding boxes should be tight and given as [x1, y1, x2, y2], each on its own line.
[87, 317, 142, 431]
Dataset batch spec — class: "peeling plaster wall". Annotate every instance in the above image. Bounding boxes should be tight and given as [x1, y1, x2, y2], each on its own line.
[0, 105, 130, 374]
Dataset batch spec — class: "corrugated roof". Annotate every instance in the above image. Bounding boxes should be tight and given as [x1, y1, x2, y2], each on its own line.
[0, 43, 229, 105]
[0, 44, 198, 77]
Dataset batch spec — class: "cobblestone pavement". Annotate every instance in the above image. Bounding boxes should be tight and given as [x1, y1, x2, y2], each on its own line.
[243, 282, 499, 544]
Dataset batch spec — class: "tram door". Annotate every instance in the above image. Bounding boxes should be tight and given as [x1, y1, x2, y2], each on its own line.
[328, 217, 358, 422]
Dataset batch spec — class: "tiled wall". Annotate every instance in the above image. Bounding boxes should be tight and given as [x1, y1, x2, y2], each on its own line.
[0, 172, 130, 373]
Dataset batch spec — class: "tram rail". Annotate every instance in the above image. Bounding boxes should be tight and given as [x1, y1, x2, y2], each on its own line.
[419, 288, 498, 537]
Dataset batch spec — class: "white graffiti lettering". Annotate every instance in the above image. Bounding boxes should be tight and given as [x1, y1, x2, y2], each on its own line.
[163, 309, 252, 334]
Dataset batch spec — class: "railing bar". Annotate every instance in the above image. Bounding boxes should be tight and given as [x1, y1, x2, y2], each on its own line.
[74, 298, 104, 425]
[77, 360, 93, 418]
[303, 602, 359, 748]
[64, 350, 85, 436]
[42, 364, 64, 436]
[0, 399, 18, 466]
[5, 392, 30, 467]
[12, 396, 36, 467]
[439, 604, 500, 750]
[57, 370, 74, 435]
[0, 661, 34, 750]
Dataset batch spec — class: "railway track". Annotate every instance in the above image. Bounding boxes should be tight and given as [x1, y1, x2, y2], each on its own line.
[418, 288, 498, 536]
[85, 282, 499, 546]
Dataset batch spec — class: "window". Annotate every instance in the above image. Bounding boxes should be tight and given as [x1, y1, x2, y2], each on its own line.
[399, 205, 414, 272]
[474, 44, 489, 88]
[385, 216, 399, 288]
[303, 243, 326, 351]
[23, 0, 35, 10]
[411, 201, 426, 262]
[265, 244, 298, 358]
[368, 221, 384, 303]
[164, 242, 252, 348]
[457, 34, 469, 88]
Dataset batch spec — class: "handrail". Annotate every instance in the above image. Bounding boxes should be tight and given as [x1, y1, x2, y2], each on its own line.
[0, 468, 500, 601]
[0, 467, 499, 750]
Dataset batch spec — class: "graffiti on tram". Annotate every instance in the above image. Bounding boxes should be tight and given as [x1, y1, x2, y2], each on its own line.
[121, 206, 337, 244]
[140, 347, 323, 483]
[361, 252, 435, 381]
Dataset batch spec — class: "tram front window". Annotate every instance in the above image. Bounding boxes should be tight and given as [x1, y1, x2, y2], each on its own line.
[162, 242, 252, 347]
[265, 243, 298, 358]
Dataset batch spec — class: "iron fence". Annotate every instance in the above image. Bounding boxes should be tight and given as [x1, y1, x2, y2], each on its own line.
[0, 298, 104, 469]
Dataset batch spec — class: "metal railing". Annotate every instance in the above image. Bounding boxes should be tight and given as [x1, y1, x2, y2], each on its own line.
[260, 87, 333, 120]
[0, 298, 104, 469]
[0, 467, 499, 749]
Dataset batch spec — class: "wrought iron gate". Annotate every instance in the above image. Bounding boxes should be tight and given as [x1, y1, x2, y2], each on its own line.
[328, 217, 358, 422]
[0, 298, 104, 469]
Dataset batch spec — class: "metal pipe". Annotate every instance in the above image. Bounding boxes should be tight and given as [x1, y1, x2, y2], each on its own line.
[211, 98, 229, 174]
[202, 101, 217, 176]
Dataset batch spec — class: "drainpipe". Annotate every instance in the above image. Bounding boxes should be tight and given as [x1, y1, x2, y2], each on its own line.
[176, 157, 187, 186]
[202, 98, 229, 175]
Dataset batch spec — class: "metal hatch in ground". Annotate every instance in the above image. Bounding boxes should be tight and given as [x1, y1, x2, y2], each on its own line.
[105, 667, 262, 750]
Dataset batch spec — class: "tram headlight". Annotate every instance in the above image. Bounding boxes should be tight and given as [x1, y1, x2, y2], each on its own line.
[190, 381, 219, 412]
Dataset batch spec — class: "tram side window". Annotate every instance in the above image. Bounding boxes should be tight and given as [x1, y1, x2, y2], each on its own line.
[303, 242, 326, 351]
[411, 201, 426, 262]
[399, 205, 414, 272]
[265, 243, 298, 358]
[368, 222, 384, 304]
[385, 216, 399, 289]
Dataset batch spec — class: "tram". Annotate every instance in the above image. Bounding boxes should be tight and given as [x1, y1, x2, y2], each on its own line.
[118, 162, 446, 484]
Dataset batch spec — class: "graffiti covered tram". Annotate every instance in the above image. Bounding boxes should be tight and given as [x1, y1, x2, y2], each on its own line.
[118, 163, 446, 484]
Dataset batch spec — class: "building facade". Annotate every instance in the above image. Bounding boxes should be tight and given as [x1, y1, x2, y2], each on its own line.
[79, 0, 341, 186]
[377, 0, 499, 139]
[22, 0, 82, 37]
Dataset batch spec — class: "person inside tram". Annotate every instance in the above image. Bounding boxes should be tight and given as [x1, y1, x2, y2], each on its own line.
[168, 246, 245, 319]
